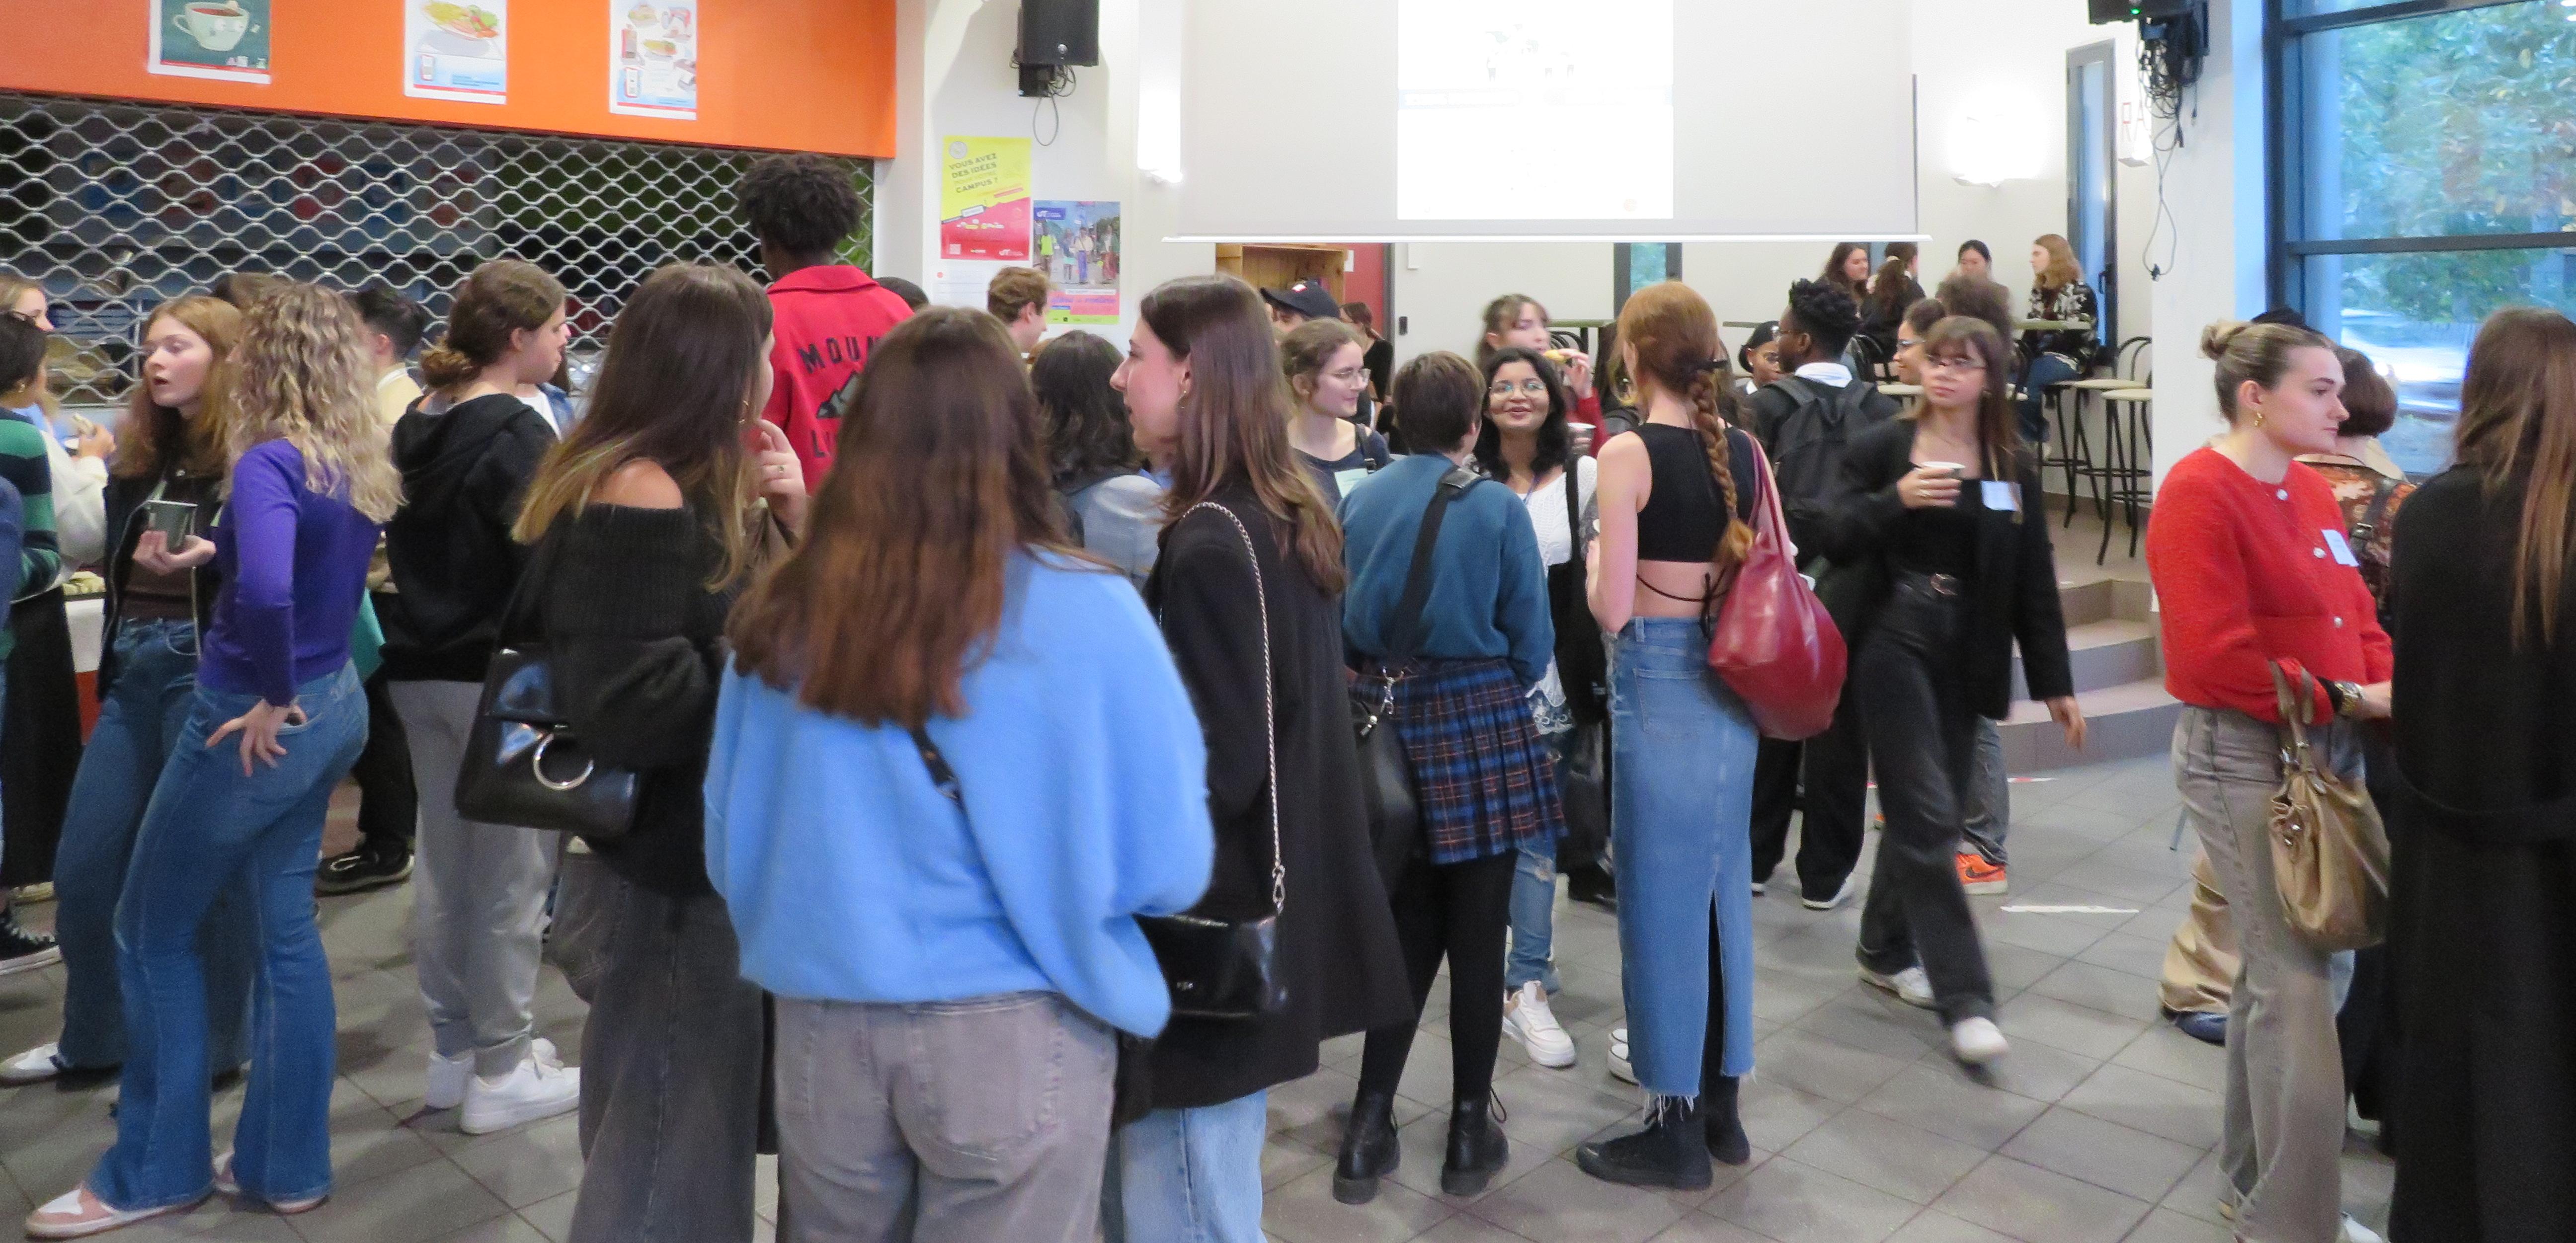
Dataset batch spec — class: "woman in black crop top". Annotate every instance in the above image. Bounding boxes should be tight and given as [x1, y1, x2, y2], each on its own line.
[1809, 316, 2084, 1068]
[1574, 283, 1771, 1191]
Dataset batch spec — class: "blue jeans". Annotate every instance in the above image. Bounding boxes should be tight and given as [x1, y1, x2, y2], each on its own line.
[1608, 619, 1758, 1098]
[1101, 1090, 1269, 1243]
[1960, 716, 2010, 866]
[89, 663, 367, 1211]
[52, 619, 255, 1072]
[2019, 353, 2081, 447]
[1504, 731, 1569, 993]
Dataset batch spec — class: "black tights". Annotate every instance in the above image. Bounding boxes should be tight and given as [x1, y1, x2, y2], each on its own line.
[1356, 851, 1516, 1102]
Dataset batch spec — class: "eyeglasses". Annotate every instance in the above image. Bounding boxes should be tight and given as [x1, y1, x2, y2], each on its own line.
[1896, 337, 1923, 352]
[1488, 379, 1549, 397]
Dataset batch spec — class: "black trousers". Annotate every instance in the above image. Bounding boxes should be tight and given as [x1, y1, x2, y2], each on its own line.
[1852, 577, 1994, 1025]
[1357, 850, 1515, 1103]
[2, 589, 80, 888]
[1748, 699, 1869, 896]
[349, 630, 416, 855]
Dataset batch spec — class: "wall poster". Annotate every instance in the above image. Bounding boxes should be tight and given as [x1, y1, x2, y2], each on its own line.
[151, 0, 272, 84]
[938, 136, 1032, 263]
[405, 0, 508, 105]
[1036, 200, 1120, 324]
[610, 0, 698, 119]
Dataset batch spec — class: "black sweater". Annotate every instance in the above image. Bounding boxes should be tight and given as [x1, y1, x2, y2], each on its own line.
[97, 467, 222, 694]
[1809, 418, 2073, 719]
[534, 503, 743, 895]
[2388, 467, 2576, 844]
[383, 394, 556, 682]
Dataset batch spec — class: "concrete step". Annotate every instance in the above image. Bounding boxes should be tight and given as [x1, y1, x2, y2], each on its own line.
[2000, 676, 2181, 772]
[2012, 618, 2160, 699]
[2054, 576, 2156, 628]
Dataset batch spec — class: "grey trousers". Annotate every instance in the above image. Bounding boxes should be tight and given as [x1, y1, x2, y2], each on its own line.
[2172, 706, 2354, 1243]
[388, 680, 561, 1077]
[1961, 716, 2011, 865]
[773, 992, 1116, 1243]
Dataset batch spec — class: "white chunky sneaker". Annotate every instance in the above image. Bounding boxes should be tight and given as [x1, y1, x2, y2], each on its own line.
[0, 1042, 66, 1087]
[1502, 981, 1577, 1068]
[460, 1040, 579, 1135]
[1859, 965, 1937, 1010]
[1607, 1026, 1636, 1085]
[1949, 1017, 2011, 1065]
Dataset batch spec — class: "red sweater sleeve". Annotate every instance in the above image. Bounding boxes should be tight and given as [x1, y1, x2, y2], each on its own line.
[1573, 390, 1602, 429]
[2147, 471, 2332, 723]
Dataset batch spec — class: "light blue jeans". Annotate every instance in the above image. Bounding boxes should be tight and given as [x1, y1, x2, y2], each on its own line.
[51, 619, 255, 1072]
[1608, 619, 1759, 1099]
[89, 663, 367, 1211]
[1504, 731, 1571, 993]
[1101, 1089, 1269, 1243]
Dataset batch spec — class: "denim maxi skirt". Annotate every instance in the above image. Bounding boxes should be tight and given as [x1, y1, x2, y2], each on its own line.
[1608, 619, 1759, 1098]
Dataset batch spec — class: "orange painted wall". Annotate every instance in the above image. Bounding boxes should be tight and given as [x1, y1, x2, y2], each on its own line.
[0, 0, 897, 157]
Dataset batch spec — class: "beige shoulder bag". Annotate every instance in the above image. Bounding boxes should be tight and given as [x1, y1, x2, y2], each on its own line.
[2267, 662, 2391, 951]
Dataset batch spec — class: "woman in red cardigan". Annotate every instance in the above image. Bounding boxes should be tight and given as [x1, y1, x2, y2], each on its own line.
[2145, 319, 2391, 1243]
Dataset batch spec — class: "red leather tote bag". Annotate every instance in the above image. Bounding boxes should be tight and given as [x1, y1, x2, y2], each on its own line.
[1706, 440, 1848, 739]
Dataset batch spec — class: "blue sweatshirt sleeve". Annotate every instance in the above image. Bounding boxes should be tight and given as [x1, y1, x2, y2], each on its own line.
[226, 444, 304, 705]
[1494, 497, 1554, 686]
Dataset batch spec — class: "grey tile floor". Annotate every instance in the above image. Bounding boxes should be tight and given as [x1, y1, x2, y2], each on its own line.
[0, 751, 2394, 1243]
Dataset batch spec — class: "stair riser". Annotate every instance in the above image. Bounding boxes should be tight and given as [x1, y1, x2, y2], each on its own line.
[2000, 698, 2184, 772]
[2013, 634, 2162, 699]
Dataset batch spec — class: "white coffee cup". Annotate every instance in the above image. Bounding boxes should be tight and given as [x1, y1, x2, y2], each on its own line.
[174, 1, 249, 52]
[1918, 460, 1967, 479]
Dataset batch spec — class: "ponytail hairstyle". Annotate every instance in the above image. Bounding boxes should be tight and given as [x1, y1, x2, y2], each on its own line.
[1279, 316, 1363, 407]
[2033, 233, 2083, 292]
[1614, 281, 1751, 566]
[1864, 255, 1916, 322]
[2199, 318, 2335, 424]
[1139, 275, 1346, 592]
[419, 259, 566, 391]
[2450, 308, 2576, 647]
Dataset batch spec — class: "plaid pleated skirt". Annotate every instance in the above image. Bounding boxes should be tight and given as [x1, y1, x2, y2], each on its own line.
[1380, 657, 1566, 866]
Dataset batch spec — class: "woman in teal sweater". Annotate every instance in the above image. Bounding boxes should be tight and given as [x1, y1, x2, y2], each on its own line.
[704, 307, 1211, 1243]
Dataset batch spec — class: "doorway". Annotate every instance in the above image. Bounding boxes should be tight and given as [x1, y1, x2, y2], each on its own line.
[2067, 42, 2118, 351]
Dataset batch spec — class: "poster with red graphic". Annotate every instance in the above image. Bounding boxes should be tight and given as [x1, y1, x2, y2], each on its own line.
[939, 136, 1032, 262]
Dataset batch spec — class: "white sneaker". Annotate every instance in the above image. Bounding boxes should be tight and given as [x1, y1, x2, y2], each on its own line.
[427, 1037, 556, 1111]
[460, 1041, 579, 1134]
[1502, 982, 1577, 1069]
[1949, 1017, 2010, 1065]
[0, 1042, 64, 1087]
[1607, 1027, 1636, 1085]
[1751, 880, 1767, 897]
[1860, 965, 1937, 1009]
[1801, 874, 1858, 911]
[2340, 1216, 2385, 1243]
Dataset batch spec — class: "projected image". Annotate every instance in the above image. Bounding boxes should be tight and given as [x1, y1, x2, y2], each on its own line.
[1396, 0, 1673, 222]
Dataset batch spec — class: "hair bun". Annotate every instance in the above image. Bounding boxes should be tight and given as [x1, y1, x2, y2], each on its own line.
[2200, 320, 2250, 362]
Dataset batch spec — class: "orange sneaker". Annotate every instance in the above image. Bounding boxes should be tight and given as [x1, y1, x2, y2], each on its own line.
[1956, 853, 2008, 895]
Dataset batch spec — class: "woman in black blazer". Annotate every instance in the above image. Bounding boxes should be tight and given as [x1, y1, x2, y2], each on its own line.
[1811, 316, 2085, 1066]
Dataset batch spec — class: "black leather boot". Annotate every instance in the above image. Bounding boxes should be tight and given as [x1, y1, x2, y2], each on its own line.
[1333, 1089, 1401, 1205]
[1440, 1094, 1510, 1196]
[1703, 1075, 1752, 1165]
[1576, 1097, 1715, 1189]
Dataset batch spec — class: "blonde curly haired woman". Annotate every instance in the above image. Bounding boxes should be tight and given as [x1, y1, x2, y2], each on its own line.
[31, 283, 400, 1238]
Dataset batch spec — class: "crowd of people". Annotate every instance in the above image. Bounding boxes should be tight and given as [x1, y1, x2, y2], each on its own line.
[0, 182, 2561, 1243]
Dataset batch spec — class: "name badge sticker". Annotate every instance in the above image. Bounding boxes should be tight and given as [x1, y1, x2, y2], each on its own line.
[1980, 480, 2019, 513]
[2323, 528, 2360, 567]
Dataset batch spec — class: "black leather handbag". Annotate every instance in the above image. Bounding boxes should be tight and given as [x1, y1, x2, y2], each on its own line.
[453, 541, 642, 840]
[1350, 466, 1480, 885]
[1136, 501, 1289, 1020]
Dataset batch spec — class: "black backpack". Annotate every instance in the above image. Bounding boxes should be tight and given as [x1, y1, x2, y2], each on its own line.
[1762, 376, 1891, 508]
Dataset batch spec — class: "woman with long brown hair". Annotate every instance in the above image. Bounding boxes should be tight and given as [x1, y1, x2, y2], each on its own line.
[2015, 232, 2101, 441]
[1814, 316, 2080, 1070]
[1, 297, 261, 1098]
[1110, 275, 1408, 1235]
[1821, 241, 1873, 304]
[31, 283, 398, 1237]
[2385, 307, 2576, 1243]
[521, 263, 804, 1243]
[1572, 281, 1771, 1190]
[707, 307, 1213, 1242]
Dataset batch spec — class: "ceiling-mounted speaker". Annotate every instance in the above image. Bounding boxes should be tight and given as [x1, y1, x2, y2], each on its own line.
[1020, 0, 1099, 95]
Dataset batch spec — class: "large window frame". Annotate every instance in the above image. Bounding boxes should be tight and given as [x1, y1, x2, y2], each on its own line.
[2266, 0, 2573, 471]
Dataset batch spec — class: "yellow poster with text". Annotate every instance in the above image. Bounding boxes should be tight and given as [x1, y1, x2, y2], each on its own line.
[939, 136, 1032, 262]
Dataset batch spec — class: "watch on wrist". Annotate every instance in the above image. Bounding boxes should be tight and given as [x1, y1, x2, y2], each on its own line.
[2334, 681, 2363, 718]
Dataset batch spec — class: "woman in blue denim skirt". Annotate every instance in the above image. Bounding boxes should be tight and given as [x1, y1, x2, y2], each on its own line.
[1575, 282, 1771, 1191]
[0, 297, 259, 1094]
[30, 283, 399, 1238]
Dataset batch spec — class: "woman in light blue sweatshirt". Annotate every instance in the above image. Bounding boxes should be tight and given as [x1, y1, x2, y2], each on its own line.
[704, 307, 1212, 1243]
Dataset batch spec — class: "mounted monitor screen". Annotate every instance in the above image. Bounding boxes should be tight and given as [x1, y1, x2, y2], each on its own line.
[1175, 0, 1917, 242]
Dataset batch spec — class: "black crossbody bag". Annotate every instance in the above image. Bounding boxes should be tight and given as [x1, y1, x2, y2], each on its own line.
[1350, 466, 1481, 884]
[453, 537, 642, 840]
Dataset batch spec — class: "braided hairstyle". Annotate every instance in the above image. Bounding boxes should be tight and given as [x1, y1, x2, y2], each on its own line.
[1615, 281, 1752, 567]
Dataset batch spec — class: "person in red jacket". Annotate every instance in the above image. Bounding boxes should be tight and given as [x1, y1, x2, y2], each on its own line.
[738, 154, 914, 489]
[2145, 318, 2391, 1243]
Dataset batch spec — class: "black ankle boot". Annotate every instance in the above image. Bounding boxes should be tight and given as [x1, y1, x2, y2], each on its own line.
[1576, 1097, 1715, 1189]
[1441, 1094, 1510, 1196]
[1703, 1075, 1751, 1165]
[1333, 1089, 1400, 1205]
[1566, 862, 1617, 911]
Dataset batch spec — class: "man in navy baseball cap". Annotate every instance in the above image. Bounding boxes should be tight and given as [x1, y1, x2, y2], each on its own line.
[1260, 278, 1342, 331]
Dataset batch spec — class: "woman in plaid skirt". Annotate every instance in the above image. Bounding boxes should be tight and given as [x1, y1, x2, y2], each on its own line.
[1575, 282, 1772, 1191]
[1331, 351, 1563, 1205]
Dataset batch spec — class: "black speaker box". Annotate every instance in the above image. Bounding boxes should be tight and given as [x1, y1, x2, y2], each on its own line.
[1019, 0, 1099, 67]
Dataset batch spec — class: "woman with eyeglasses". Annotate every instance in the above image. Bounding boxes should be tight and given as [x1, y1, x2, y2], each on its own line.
[1812, 317, 2082, 1068]
[1281, 317, 1389, 505]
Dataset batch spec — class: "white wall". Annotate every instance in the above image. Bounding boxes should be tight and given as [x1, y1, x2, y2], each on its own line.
[1388, 242, 1614, 365]
[2147, 0, 2268, 484]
